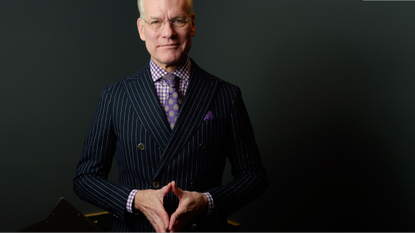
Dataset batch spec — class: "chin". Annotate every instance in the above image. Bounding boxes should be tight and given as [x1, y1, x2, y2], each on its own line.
[160, 55, 185, 66]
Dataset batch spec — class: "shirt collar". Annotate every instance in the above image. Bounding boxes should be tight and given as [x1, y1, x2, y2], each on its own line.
[150, 58, 191, 83]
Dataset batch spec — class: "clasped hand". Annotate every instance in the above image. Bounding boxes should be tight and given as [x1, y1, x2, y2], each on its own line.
[134, 181, 208, 232]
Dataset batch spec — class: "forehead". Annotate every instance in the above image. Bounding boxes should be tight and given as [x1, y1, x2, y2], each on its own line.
[143, 0, 189, 18]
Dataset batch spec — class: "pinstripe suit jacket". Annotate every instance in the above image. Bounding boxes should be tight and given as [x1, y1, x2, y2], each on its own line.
[74, 60, 269, 232]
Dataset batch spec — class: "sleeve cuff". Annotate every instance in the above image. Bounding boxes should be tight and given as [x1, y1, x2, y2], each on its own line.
[203, 192, 214, 216]
[126, 189, 139, 214]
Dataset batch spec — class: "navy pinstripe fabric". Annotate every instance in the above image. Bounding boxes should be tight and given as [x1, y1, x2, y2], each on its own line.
[74, 60, 269, 232]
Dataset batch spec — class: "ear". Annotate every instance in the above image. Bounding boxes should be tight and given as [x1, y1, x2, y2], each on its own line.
[137, 18, 146, 41]
[190, 13, 196, 37]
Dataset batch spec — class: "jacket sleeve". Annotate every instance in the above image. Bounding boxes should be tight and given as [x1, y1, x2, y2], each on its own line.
[73, 85, 132, 221]
[207, 86, 269, 218]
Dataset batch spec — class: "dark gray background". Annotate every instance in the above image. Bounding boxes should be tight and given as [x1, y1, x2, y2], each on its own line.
[1, 0, 415, 231]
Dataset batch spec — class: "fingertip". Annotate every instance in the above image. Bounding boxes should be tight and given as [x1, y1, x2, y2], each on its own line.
[168, 224, 173, 232]
[168, 222, 174, 232]
[172, 181, 183, 195]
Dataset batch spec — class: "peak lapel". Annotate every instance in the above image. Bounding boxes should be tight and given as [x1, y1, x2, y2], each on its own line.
[153, 63, 221, 179]
[123, 66, 170, 149]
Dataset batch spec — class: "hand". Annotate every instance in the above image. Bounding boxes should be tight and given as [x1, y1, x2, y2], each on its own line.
[169, 181, 208, 232]
[134, 182, 172, 232]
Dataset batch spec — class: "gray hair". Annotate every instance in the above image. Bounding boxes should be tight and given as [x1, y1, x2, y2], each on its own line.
[137, 0, 194, 18]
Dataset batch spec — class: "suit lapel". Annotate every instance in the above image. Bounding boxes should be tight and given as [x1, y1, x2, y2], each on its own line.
[123, 65, 170, 149]
[153, 62, 221, 179]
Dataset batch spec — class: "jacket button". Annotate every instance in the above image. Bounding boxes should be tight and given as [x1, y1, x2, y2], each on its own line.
[138, 143, 145, 151]
[190, 181, 197, 189]
[152, 181, 160, 188]
[199, 143, 206, 150]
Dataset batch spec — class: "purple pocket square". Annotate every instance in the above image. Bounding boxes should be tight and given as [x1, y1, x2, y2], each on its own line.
[203, 110, 215, 121]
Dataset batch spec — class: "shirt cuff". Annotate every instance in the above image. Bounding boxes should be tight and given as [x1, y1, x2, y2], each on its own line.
[203, 192, 214, 216]
[126, 189, 139, 214]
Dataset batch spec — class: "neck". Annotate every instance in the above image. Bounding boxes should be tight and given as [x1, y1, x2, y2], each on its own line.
[163, 65, 178, 73]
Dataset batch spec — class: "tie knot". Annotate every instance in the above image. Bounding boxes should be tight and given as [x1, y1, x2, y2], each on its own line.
[164, 74, 179, 87]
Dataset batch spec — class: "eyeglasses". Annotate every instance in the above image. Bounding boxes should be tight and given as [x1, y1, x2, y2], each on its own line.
[142, 16, 191, 30]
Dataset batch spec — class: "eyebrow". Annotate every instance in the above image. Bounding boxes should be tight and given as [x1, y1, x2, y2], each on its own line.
[148, 15, 186, 20]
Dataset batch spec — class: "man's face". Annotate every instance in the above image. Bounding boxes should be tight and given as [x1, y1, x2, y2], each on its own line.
[137, 0, 195, 72]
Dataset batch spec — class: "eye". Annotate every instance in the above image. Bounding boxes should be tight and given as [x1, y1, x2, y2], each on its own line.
[150, 20, 161, 25]
[171, 17, 187, 24]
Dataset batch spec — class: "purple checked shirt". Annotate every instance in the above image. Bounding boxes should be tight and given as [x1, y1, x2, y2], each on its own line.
[151, 58, 190, 107]
[126, 58, 214, 216]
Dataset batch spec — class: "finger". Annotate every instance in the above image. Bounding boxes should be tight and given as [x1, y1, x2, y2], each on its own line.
[168, 212, 177, 231]
[159, 182, 172, 197]
[143, 205, 166, 232]
[169, 210, 183, 232]
[171, 181, 184, 199]
[149, 205, 170, 232]
[154, 219, 167, 232]
[158, 207, 170, 230]
[134, 189, 172, 232]
[157, 188, 171, 231]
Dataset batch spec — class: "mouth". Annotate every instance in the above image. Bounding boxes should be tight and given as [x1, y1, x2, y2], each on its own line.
[159, 44, 180, 48]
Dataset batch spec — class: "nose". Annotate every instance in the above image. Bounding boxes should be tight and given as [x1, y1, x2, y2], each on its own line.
[161, 20, 175, 38]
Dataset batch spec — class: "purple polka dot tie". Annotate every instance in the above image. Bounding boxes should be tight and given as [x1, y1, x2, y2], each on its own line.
[163, 74, 182, 129]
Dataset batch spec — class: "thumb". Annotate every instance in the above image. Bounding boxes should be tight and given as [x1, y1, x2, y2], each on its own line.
[171, 180, 184, 199]
[159, 182, 172, 197]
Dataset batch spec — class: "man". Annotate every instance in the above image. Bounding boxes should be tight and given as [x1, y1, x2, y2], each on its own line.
[74, 0, 269, 231]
